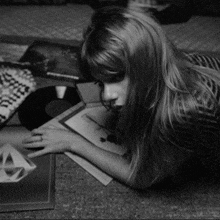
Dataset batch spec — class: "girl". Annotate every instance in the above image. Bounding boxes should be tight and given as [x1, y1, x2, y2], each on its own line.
[23, 6, 220, 189]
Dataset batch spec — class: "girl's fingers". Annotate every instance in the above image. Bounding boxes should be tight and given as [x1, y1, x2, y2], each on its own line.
[31, 128, 46, 136]
[23, 142, 45, 148]
[23, 135, 42, 143]
[27, 148, 49, 158]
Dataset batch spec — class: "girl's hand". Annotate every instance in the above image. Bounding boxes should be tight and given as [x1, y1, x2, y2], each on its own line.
[22, 127, 77, 158]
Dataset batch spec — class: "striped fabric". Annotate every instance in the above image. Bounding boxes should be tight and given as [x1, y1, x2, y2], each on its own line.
[128, 0, 160, 8]
[184, 52, 220, 72]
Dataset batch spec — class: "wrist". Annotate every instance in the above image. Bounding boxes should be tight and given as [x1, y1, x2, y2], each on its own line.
[68, 134, 86, 154]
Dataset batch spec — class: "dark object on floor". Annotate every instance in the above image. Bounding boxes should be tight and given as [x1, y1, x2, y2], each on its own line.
[195, 0, 220, 17]
[88, 0, 128, 9]
[19, 40, 85, 82]
[0, 0, 67, 5]
[18, 86, 81, 131]
[153, 4, 193, 24]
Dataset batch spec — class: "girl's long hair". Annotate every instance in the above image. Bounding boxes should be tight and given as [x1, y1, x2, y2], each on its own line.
[80, 6, 220, 184]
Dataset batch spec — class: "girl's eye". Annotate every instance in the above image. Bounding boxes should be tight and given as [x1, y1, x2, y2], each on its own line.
[95, 81, 104, 88]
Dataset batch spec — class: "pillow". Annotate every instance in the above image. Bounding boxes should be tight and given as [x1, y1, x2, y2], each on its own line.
[183, 51, 220, 72]
[0, 62, 36, 125]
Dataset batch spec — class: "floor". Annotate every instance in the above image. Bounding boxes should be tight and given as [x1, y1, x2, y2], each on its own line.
[0, 3, 220, 52]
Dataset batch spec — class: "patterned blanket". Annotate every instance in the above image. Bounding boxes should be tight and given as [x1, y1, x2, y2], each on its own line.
[0, 62, 36, 125]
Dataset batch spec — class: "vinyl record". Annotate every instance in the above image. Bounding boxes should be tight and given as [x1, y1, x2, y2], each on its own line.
[18, 86, 81, 130]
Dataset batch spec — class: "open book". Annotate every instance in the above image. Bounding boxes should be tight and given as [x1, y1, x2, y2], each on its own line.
[59, 82, 126, 185]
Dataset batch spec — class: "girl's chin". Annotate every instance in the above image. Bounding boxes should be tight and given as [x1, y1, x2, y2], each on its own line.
[112, 105, 123, 111]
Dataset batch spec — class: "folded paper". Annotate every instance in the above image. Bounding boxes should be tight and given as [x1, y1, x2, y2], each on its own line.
[0, 143, 36, 183]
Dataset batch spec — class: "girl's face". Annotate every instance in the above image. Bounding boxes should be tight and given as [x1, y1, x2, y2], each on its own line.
[102, 77, 129, 107]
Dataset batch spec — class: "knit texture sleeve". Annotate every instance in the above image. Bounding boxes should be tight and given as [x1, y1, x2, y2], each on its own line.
[128, 119, 197, 189]
[129, 75, 220, 189]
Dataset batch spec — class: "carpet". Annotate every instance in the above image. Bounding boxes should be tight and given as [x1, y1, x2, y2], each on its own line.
[0, 4, 220, 53]
[0, 4, 93, 45]
[163, 15, 220, 53]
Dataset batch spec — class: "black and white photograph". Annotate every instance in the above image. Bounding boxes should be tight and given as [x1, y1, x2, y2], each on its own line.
[0, 0, 220, 219]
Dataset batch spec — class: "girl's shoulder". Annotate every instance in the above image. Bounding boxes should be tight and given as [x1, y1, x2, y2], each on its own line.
[164, 69, 220, 148]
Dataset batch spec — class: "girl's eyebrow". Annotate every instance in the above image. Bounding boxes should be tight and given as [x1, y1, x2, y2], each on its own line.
[94, 80, 104, 87]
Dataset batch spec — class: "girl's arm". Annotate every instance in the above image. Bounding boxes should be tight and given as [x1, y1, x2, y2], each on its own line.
[70, 134, 132, 184]
[23, 127, 133, 185]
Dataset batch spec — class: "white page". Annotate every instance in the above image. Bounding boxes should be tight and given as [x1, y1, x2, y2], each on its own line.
[63, 105, 125, 155]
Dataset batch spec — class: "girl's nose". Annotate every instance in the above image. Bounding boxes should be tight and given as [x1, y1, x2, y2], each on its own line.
[103, 84, 117, 101]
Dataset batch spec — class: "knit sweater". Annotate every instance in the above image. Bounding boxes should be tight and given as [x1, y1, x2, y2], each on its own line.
[129, 71, 220, 189]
